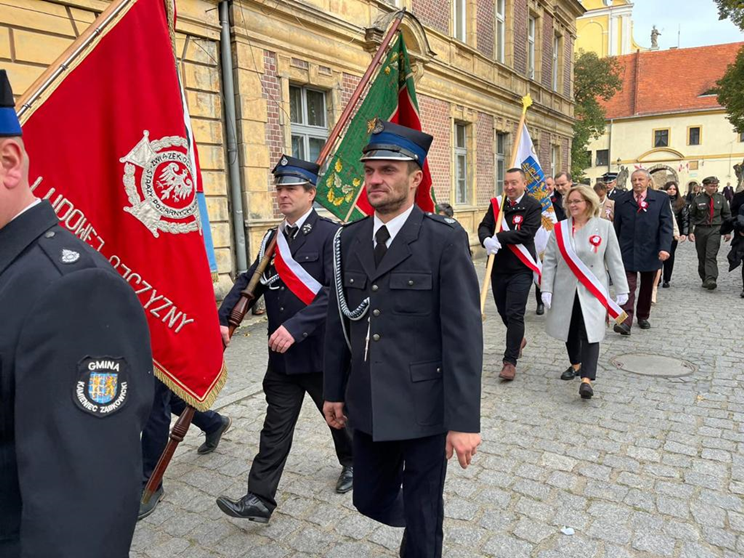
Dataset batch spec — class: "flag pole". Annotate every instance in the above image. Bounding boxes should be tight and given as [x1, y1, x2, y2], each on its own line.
[479, 95, 532, 319]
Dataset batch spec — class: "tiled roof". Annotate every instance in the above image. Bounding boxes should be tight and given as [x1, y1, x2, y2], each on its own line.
[600, 42, 744, 119]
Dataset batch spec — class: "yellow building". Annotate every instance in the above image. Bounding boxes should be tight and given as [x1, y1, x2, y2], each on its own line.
[575, 0, 645, 57]
[584, 43, 744, 193]
[3, 0, 584, 291]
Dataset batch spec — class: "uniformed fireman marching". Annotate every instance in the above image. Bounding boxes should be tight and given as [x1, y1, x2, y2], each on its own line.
[215, 155, 354, 523]
[0, 70, 154, 558]
[689, 176, 732, 290]
[323, 121, 483, 558]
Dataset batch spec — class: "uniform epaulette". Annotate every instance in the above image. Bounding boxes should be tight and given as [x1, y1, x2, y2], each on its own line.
[424, 212, 457, 227]
[318, 215, 340, 225]
[342, 216, 370, 227]
[37, 226, 97, 276]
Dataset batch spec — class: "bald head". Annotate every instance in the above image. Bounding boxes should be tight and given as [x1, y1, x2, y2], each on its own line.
[0, 136, 33, 229]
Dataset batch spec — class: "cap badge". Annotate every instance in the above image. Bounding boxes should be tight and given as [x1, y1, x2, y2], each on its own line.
[372, 119, 385, 134]
[280, 156, 289, 166]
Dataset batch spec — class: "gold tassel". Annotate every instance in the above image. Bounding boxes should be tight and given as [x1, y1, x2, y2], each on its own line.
[153, 360, 228, 412]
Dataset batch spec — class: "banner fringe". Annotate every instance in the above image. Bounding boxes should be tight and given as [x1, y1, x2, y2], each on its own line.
[154, 360, 228, 412]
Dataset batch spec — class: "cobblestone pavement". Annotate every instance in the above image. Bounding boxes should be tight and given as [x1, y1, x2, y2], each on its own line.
[131, 243, 744, 558]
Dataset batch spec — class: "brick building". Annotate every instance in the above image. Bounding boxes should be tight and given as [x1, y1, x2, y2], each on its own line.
[2, 0, 584, 293]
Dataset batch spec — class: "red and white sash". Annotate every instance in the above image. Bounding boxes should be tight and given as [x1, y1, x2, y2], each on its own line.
[491, 197, 542, 285]
[554, 220, 627, 325]
[274, 230, 322, 306]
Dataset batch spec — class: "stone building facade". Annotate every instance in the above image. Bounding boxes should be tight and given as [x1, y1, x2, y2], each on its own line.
[3, 0, 583, 292]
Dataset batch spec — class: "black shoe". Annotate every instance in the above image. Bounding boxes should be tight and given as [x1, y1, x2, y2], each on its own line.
[613, 323, 631, 336]
[216, 493, 272, 523]
[198, 415, 232, 455]
[662, 281, 670, 288]
[707, 280, 717, 291]
[138, 486, 164, 521]
[740, 289, 744, 299]
[536, 303, 545, 316]
[579, 382, 594, 399]
[638, 319, 651, 329]
[399, 529, 407, 558]
[335, 465, 353, 494]
[560, 366, 579, 380]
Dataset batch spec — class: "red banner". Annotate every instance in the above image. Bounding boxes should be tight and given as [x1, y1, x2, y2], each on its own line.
[17, 0, 226, 410]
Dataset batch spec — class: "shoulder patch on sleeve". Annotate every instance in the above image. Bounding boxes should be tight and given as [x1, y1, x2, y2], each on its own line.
[73, 356, 130, 418]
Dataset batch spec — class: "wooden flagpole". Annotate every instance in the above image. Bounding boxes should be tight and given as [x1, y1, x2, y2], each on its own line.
[479, 94, 533, 319]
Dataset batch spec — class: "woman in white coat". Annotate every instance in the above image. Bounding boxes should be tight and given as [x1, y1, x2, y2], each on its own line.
[541, 186, 629, 399]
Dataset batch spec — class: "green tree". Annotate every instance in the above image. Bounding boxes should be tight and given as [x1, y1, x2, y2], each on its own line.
[713, 0, 744, 133]
[570, 50, 622, 180]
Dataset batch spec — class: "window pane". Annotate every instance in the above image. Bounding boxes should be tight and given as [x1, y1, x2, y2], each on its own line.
[291, 135, 305, 159]
[654, 130, 668, 147]
[740, 132, 744, 142]
[456, 154, 467, 204]
[308, 137, 325, 162]
[456, 124, 466, 147]
[455, 0, 466, 41]
[306, 90, 326, 127]
[596, 149, 609, 167]
[496, 133, 505, 154]
[497, 159, 505, 195]
[689, 127, 700, 145]
[289, 86, 303, 125]
[496, 20, 504, 62]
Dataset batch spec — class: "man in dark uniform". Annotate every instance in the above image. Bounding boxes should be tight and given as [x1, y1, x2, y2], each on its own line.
[215, 155, 354, 523]
[0, 70, 153, 558]
[323, 121, 482, 558]
[602, 172, 622, 200]
[689, 176, 732, 290]
[479, 168, 542, 381]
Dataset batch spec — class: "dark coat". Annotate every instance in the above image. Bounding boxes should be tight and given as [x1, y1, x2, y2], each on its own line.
[727, 204, 744, 272]
[613, 189, 674, 272]
[606, 187, 624, 201]
[324, 207, 483, 442]
[0, 202, 153, 558]
[477, 194, 542, 275]
[219, 210, 338, 375]
[670, 198, 690, 236]
[550, 191, 566, 221]
[731, 190, 744, 218]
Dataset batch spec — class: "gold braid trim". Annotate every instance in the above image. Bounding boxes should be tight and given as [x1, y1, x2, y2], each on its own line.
[153, 359, 228, 411]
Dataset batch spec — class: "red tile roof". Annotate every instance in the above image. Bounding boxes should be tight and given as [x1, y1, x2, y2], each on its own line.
[600, 42, 744, 119]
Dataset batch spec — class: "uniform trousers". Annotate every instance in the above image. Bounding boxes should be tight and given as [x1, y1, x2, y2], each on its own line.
[492, 271, 532, 365]
[694, 225, 722, 281]
[565, 295, 599, 380]
[621, 270, 656, 326]
[352, 430, 447, 558]
[142, 379, 224, 488]
[248, 367, 353, 511]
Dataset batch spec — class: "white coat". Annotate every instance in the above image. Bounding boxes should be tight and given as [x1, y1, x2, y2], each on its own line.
[542, 217, 629, 343]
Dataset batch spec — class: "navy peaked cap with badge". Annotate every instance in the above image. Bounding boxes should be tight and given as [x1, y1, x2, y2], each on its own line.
[361, 119, 433, 168]
[0, 70, 22, 137]
[272, 154, 320, 186]
[601, 172, 618, 182]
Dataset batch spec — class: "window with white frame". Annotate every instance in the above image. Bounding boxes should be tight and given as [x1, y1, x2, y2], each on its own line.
[495, 0, 506, 64]
[455, 123, 469, 205]
[552, 35, 561, 91]
[528, 16, 536, 80]
[289, 85, 328, 162]
[495, 132, 507, 196]
[551, 145, 559, 177]
[454, 0, 467, 42]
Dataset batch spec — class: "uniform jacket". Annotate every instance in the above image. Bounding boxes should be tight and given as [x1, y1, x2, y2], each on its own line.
[0, 202, 153, 558]
[607, 187, 624, 201]
[541, 217, 629, 343]
[550, 192, 566, 222]
[599, 198, 615, 221]
[477, 194, 542, 275]
[324, 207, 483, 442]
[689, 192, 731, 229]
[613, 189, 674, 272]
[219, 209, 338, 375]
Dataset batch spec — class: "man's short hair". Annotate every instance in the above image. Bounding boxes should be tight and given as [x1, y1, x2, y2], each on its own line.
[506, 167, 526, 180]
[593, 181, 607, 193]
[631, 168, 651, 180]
[555, 171, 572, 183]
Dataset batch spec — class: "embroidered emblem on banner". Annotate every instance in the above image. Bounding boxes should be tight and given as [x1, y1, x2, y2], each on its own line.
[120, 131, 200, 238]
[73, 356, 130, 418]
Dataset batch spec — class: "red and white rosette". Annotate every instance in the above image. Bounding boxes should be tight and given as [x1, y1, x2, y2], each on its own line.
[638, 200, 648, 213]
[555, 220, 627, 325]
[589, 234, 602, 253]
[513, 214, 524, 230]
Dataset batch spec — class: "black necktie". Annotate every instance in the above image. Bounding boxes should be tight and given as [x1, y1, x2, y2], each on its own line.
[285, 225, 298, 244]
[374, 226, 390, 267]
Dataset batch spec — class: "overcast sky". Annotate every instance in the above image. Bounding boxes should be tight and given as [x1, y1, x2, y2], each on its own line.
[631, 0, 744, 49]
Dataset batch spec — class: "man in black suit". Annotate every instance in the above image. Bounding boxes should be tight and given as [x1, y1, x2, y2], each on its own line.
[479, 168, 542, 381]
[0, 70, 153, 558]
[215, 155, 354, 523]
[323, 121, 483, 558]
[613, 169, 673, 334]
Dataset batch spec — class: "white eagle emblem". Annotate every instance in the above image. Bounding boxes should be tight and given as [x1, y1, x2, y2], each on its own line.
[119, 131, 200, 237]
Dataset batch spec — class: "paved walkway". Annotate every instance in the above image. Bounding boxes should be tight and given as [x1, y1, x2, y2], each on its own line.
[131, 243, 744, 558]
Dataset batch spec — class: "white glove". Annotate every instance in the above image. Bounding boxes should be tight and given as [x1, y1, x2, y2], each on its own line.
[615, 293, 629, 306]
[484, 236, 502, 255]
[541, 292, 552, 310]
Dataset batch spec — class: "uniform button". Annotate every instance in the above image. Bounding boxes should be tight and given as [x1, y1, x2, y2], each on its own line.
[373, 309, 380, 317]
[371, 284, 379, 292]
[350, 278, 355, 284]
[280, 307, 284, 312]
[280, 286, 285, 291]
[436, 367, 441, 373]
[408, 280, 414, 286]
[372, 334, 380, 341]
[303, 332, 308, 338]
[45, 231, 55, 238]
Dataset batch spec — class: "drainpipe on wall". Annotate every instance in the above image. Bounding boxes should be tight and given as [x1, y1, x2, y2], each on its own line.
[219, 0, 248, 274]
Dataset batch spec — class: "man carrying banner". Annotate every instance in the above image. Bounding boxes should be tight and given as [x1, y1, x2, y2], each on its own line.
[323, 121, 482, 558]
[478, 168, 542, 381]
[0, 70, 154, 558]
[216, 155, 353, 523]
